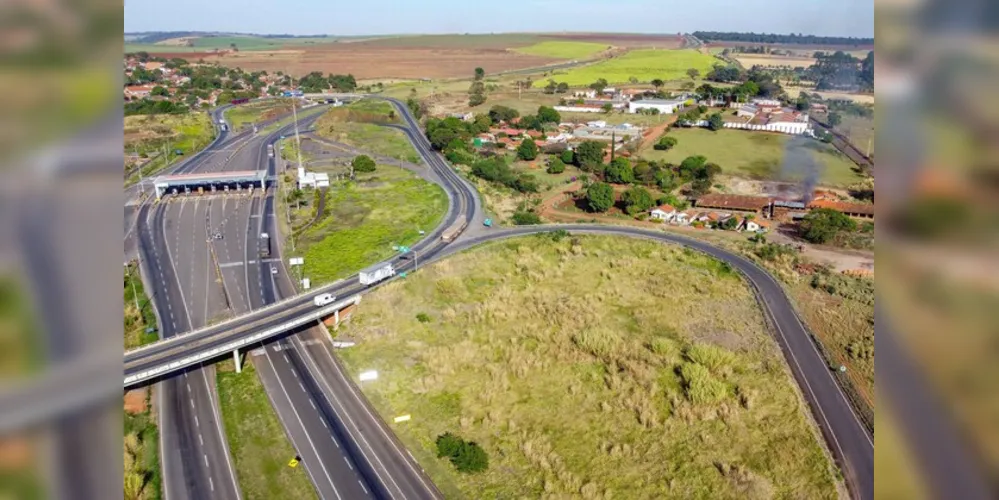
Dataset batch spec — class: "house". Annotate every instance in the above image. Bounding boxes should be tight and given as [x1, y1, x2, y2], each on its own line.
[742, 218, 769, 232]
[495, 128, 523, 137]
[695, 194, 773, 213]
[587, 120, 608, 128]
[572, 89, 597, 99]
[673, 211, 693, 225]
[628, 97, 688, 114]
[143, 61, 164, 71]
[124, 84, 155, 99]
[525, 130, 544, 139]
[450, 112, 474, 121]
[737, 105, 759, 118]
[649, 204, 676, 221]
[751, 98, 781, 107]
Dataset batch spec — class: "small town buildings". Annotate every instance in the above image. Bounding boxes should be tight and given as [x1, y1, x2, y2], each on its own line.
[649, 204, 676, 221]
[695, 194, 773, 213]
[628, 97, 688, 114]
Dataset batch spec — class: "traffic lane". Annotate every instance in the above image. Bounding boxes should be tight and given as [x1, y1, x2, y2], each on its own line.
[876, 305, 993, 500]
[444, 225, 875, 499]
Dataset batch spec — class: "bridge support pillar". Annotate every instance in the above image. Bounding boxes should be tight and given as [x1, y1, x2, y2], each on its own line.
[233, 349, 242, 373]
[334, 309, 340, 331]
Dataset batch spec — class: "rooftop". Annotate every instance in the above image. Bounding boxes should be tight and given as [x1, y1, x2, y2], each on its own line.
[695, 194, 772, 211]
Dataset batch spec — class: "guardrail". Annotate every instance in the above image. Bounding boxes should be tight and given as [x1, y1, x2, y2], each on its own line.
[124, 296, 361, 387]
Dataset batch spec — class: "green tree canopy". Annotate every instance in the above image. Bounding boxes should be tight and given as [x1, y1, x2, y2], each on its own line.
[560, 149, 574, 165]
[537, 106, 561, 124]
[604, 157, 635, 184]
[474, 67, 485, 80]
[707, 113, 724, 131]
[574, 141, 605, 169]
[547, 157, 566, 174]
[488, 105, 519, 124]
[517, 138, 539, 161]
[586, 182, 615, 212]
[800, 208, 857, 243]
[352, 155, 376, 173]
[653, 135, 677, 151]
[622, 187, 655, 215]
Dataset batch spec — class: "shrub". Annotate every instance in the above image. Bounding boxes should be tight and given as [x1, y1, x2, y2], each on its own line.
[416, 313, 431, 323]
[436, 432, 463, 458]
[436, 433, 489, 473]
[679, 362, 729, 405]
[547, 158, 566, 174]
[352, 154, 376, 173]
[622, 187, 654, 215]
[800, 208, 857, 244]
[684, 343, 736, 374]
[512, 210, 542, 225]
[653, 136, 677, 151]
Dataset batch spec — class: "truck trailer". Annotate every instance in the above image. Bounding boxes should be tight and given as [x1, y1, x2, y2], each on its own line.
[359, 262, 395, 286]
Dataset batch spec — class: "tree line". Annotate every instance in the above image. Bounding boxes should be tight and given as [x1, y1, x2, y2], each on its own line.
[693, 31, 873, 46]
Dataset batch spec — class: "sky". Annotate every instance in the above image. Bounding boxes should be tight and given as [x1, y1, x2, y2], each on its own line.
[124, 0, 874, 38]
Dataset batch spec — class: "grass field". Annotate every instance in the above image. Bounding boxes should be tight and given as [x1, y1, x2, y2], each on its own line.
[0, 277, 41, 377]
[514, 41, 609, 60]
[539, 49, 719, 87]
[337, 235, 838, 499]
[125, 406, 162, 500]
[125, 262, 159, 349]
[875, 406, 930, 499]
[314, 112, 420, 163]
[124, 112, 215, 183]
[640, 128, 864, 187]
[216, 359, 317, 500]
[225, 99, 294, 131]
[296, 167, 447, 285]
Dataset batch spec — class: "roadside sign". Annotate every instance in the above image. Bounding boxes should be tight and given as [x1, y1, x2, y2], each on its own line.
[393, 414, 411, 423]
[399, 272, 407, 278]
[288, 457, 300, 468]
[391, 245, 400, 251]
[399, 246, 410, 253]
[359, 370, 378, 382]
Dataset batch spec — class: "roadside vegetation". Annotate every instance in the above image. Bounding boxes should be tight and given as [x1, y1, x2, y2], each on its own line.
[292, 167, 447, 285]
[216, 359, 317, 500]
[0, 277, 41, 377]
[339, 235, 838, 499]
[314, 102, 420, 163]
[124, 112, 214, 184]
[540, 49, 717, 87]
[124, 261, 158, 349]
[124, 397, 162, 500]
[514, 41, 609, 60]
[224, 99, 294, 131]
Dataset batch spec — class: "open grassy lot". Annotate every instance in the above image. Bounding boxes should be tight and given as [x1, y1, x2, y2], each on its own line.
[338, 235, 838, 499]
[216, 359, 317, 500]
[514, 41, 609, 60]
[124, 112, 215, 182]
[640, 128, 864, 187]
[296, 167, 447, 285]
[314, 114, 420, 163]
[540, 49, 719, 87]
[224, 99, 294, 131]
[124, 405, 162, 500]
[125, 262, 158, 349]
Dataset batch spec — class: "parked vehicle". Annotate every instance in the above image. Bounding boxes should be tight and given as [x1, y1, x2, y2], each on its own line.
[483, 218, 492, 227]
[359, 262, 395, 286]
[313, 293, 336, 307]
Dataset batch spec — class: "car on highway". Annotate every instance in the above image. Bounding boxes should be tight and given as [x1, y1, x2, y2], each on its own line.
[271, 266, 278, 275]
[313, 293, 336, 307]
[213, 232, 223, 240]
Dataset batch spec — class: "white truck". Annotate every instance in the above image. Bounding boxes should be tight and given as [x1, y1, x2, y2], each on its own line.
[359, 262, 395, 286]
[313, 293, 336, 307]
[267, 144, 274, 157]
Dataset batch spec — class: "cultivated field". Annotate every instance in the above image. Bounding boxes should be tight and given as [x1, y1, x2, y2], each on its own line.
[545, 33, 683, 48]
[296, 167, 447, 285]
[202, 41, 558, 80]
[514, 41, 610, 60]
[641, 128, 864, 187]
[338, 235, 838, 498]
[540, 49, 719, 87]
[125, 35, 346, 53]
[733, 54, 819, 69]
[216, 359, 317, 500]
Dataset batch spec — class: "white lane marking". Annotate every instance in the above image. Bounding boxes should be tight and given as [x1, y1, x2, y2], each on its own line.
[309, 399, 316, 410]
[359, 481, 368, 495]
[210, 477, 214, 492]
[204, 454, 209, 467]
[199, 365, 243, 499]
[298, 382, 305, 392]
[195, 415, 199, 427]
[199, 434, 204, 446]
[260, 342, 342, 500]
[186, 383, 191, 392]
[189, 398, 194, 408]
[321, 419, 328, 429]
[342, 457, 353, 470]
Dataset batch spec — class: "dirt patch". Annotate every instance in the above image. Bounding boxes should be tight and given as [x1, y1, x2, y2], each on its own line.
[124, 388, 149, 414]
[208, 45, 560, 79]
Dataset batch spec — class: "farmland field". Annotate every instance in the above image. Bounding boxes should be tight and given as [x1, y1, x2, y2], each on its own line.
[733, 54, 818, 69]
[337, 235, 838, 499]
[641, 128, 864, 187]
[514, 41, 609, 60]
[125, 35, 342, 53]
[539, 49, 719, 87]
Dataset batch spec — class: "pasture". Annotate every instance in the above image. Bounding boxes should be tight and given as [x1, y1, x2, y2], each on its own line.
[539, 49, 719, 87]
[514, 41, 609, 60]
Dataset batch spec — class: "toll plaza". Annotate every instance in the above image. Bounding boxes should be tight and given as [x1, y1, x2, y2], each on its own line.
[154, 170, 268, 199]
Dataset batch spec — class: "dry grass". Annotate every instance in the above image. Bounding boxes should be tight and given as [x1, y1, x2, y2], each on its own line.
[339, 235, 838, 499]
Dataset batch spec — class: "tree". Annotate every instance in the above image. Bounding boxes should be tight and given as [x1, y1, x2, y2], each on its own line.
[560, 149, 574, 165]
[654, 167, 677, 192]
[653, 136, 677, 151]
[589, 78, 608, 92]
[488, 105, 519, 124]
[690, 177, 712, 195]
[517, 138, 539, 161]
[556, 82, 570, 93]
[678, 155, 708, 181]
[686, 68, 700, 80]
[452, 441, 489, 473]
[707, 112, 724, 131]
[574, 141, 605, 169]
[604, 157, 635, 184]
[352, 155, 376, 173]
[474, 67, 485, 80]
[544, 80, 558, 94]
[601, 103, 613, 113]
[230, 43, 238, 52]
[800, 208, 857, 243]
[586, 182, 614, 212]
[537, 106, 561, 124]
[468, 93, 487, 107]
[150, 85, 169, 97]
[512, 210, 542, 225]
[547, 158, 566, 174]
[622, 187, 655, 215]
[827, 112, 842, 128]
[651, 78, 664, 89]
[720, 216, 740, 230]
[436, 433, 463, 458]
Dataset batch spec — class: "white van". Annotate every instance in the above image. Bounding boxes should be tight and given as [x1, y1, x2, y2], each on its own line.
[313, 293, 336, 307]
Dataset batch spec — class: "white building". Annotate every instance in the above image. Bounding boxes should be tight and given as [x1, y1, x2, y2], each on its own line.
[628, 97, 688, 114]
[649, 204, 677, 221]
[553, 105, 605, 114]
[297, 167, 330, 189]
